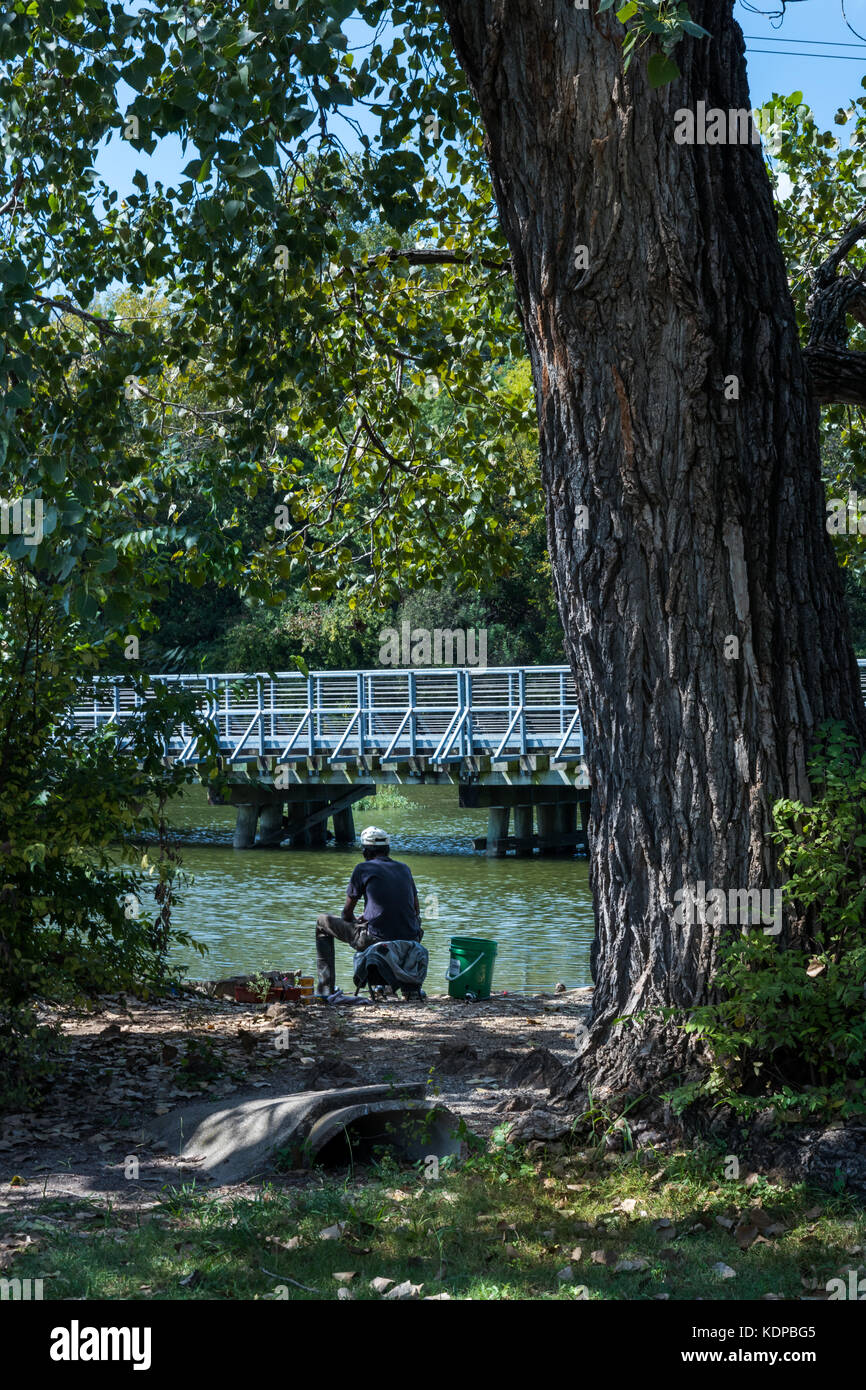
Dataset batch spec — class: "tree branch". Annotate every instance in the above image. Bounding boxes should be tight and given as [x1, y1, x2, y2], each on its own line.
[33, 296, 131, 338]
[0, 173, 24, 216]
[361, 246, 508, 274]
[803, 344, 866, 407]
[805, 211, 866, 405]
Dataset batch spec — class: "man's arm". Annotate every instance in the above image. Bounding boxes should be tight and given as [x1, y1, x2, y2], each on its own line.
[342, 891, 359, 924]
[411, 882, 423, 940]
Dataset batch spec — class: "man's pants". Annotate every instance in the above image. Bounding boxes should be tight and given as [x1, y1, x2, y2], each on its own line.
[315, 913, 374, 995]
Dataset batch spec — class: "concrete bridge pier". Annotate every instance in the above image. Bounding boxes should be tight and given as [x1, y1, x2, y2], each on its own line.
[287, 802, 309, 848]
[486, 806, 510, 858]
[257, 803, 284, 847]
[536, 803, 558, 856]
[332, 807, 356, 844]
[555, 801, 577, 855]
[233, 803, 259, 849]
[463, 783, 588, 857]
[307, 802, 328, 848]
[225, 782, 373, 850]
[288, 801, 319, 848]
[512, 803, 534, 857]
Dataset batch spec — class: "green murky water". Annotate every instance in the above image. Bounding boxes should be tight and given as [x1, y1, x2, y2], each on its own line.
[158, 784, 595, 994]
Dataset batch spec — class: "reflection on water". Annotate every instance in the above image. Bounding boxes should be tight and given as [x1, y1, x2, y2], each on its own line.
[158, 784, 595, 993]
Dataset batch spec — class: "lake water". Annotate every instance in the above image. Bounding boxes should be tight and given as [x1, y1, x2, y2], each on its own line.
[160, 784, 596, 994]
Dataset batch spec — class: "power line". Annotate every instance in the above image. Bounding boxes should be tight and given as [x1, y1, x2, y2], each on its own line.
[842, 0, 866, 42]
[743, 34, 866, 47]
[746, 46, 866, 59]
[739, 0, 866, 41]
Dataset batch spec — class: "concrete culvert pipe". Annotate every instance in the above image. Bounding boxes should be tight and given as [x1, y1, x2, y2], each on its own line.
[143, 1082, 467, 1185]
[306, 1101, 462, 1168]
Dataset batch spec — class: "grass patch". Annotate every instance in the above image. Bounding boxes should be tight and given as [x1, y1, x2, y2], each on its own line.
[355, 786, 411, 813]
[4, 1143, 864, 1301]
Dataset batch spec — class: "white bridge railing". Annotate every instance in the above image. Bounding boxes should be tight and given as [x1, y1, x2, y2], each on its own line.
[71, 667, 586, 766]
[71, 661, 866, 769]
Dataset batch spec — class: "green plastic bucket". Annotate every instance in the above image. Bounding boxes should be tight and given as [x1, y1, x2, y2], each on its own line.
[447, 936, 498, 1000]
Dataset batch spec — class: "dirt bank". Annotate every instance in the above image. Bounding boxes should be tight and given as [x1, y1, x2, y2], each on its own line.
[0, 986, 592, 1214]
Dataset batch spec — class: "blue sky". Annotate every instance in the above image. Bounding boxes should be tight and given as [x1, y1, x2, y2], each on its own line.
[739, 0, 866, 123]
[97, 4, 866, 197]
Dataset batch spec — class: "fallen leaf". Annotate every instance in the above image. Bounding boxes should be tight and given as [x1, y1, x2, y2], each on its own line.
[570, 1245, 582, 1262]
[713, 1262, 737, 1279]
[369, 1276, 395, 1294]
[333, 1271, 356, 1284]
[384, 1280, 423, 1300]
[266, 1235, 301, 1252]
[556, 1265, 574, 1283]
[619, 1198, 638, 1214]
[336, 1287, 356, 1301]
[318, 1223, 346, 1241]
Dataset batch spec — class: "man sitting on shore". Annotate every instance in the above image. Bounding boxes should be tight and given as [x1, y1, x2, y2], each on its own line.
[315, 826, 423, 998]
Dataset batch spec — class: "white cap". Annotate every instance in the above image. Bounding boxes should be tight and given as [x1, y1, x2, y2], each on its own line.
[360, 825, 390, 847]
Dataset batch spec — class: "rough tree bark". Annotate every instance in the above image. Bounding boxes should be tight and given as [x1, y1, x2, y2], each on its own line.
[437, 0, 866, 1098]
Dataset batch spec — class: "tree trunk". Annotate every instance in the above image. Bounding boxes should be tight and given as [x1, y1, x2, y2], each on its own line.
[438, 0, 866, 1097]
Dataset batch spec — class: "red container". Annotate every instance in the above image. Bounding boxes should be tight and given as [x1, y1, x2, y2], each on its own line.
[233, 984, 303, 1004]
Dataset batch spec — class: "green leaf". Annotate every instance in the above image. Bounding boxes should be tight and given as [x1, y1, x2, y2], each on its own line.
[647, 52, 681, 88]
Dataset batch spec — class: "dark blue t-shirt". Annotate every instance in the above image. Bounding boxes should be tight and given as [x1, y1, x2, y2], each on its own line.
[348, 857, 421, 942]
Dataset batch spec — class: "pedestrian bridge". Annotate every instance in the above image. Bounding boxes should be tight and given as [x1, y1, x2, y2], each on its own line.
[74, 666, 588, 769]
[74, 666, 590, 855]
[73, 661, 866, 855]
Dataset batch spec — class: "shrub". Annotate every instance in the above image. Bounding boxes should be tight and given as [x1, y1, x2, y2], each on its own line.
[670, 722, 866, 1119]
[0, 584, 210, 1109]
